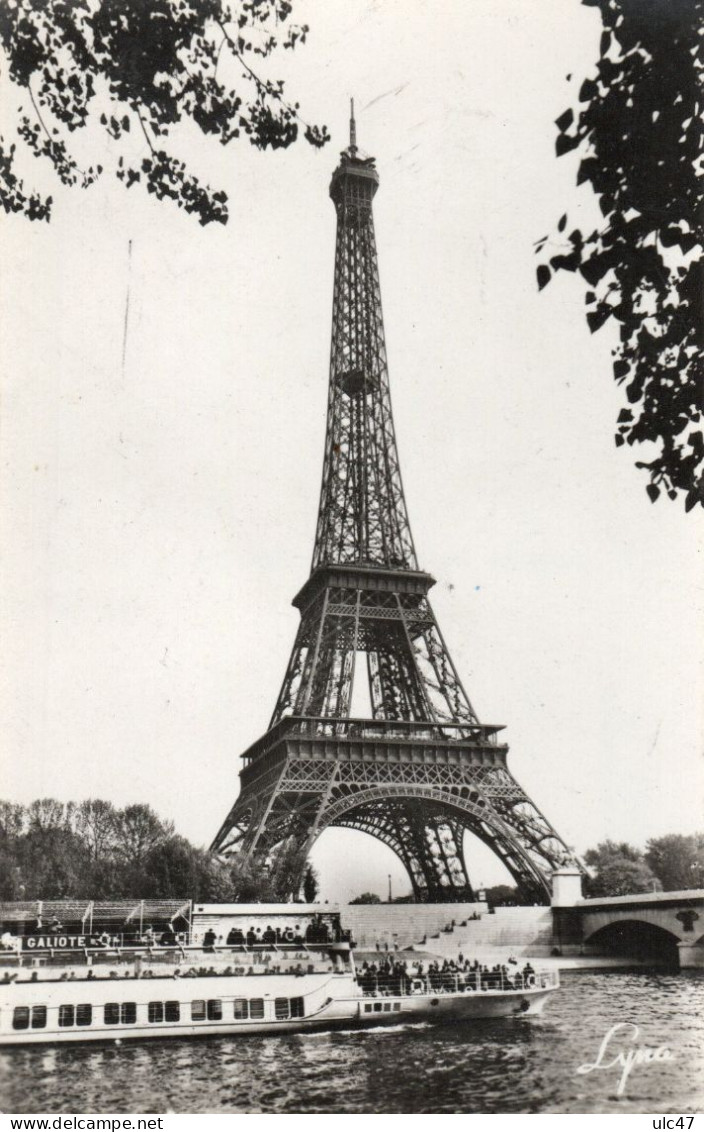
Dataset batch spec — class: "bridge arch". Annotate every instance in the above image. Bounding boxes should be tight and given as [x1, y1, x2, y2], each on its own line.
[585, 919, 680, 966]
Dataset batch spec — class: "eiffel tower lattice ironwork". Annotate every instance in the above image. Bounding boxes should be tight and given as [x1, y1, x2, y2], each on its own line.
[211, 104, 579, 902]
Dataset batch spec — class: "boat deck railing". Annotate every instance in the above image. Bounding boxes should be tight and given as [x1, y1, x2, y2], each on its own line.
[1, 931, 349, 957]
[0, 940, 350, 976]
[0, 932, 350, 959]
[356, 968, 559, 996]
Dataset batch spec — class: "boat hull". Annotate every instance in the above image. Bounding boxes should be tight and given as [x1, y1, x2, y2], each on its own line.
[0, 984, 553, 1046]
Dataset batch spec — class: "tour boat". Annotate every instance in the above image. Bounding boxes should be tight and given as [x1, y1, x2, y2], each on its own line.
[0, 901, 559, 1045]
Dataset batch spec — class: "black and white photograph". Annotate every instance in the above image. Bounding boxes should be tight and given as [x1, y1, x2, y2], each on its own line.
[0, 0, 702, 1117]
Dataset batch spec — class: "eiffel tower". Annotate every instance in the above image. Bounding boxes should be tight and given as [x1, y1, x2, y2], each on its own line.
[211, 104, 578, 902]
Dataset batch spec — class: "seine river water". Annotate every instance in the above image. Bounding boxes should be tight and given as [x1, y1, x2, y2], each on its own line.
[1, 972, 702, 1115]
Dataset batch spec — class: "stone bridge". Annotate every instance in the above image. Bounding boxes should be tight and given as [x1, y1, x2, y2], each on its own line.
[551, 880, 704, 968]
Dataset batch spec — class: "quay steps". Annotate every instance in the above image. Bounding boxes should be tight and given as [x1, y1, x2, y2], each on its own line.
[417, 908, 555, 958]
[340, 903, 485, 950]
[340, 903, 557, 955]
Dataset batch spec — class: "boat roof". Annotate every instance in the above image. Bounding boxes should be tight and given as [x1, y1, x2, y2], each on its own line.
[0, 900, 191, 926]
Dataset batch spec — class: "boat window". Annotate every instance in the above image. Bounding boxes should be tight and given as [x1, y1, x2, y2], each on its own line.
[148, 1002, 164, 1023]
[121, 1003, 136, 1025]
[31, 1006, 47, 1029]
[233, 998, 248, 1020]
[393, 1003, 401, 1012]
[12, 1007, 29, 1031]
[164, 1001, 180, 1023]
[290, 997, 304, 1019]
[104, 1003, 120, 1025]
[58, 1005, 75, 1027]
[363, 1004, 372, 1014]
[274, 998, 289, 1020]
[207, 999, 222, 1021]
[249, 999, 264, 1020]
[76, 1004, 92, 1027]
[373, 1003, 382, 1013]
[191, 1000, 206, 1021]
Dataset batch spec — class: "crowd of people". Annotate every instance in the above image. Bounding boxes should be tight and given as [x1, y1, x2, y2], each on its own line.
[356, 955, 537, 996]
[213, 916, 345, 950]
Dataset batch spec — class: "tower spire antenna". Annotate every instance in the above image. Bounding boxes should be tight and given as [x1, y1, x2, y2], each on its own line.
[349, 97, 357, 155]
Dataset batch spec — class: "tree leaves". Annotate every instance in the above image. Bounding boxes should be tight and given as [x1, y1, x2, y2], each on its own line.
[587, 305, 612, 333]
[0, 0, 329, 225]
[555, 108, 574, 132]
[536, 264, 551, 291]
[0, 141, 51, 220]
[142, 149, 229, 226]
[539, 0, 703, 509]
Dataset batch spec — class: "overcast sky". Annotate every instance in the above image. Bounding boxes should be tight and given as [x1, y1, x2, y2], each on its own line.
[1, 1, 701, 902]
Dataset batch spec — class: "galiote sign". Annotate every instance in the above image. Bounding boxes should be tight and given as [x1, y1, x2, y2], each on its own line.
[23, 934, 118, 950]
[24, 935, 87, 950]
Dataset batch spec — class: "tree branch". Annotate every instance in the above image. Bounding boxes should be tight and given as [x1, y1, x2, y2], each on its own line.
[28, 82, 57, 148]
[135, 107, 155, 155]
[216, 19, 316, 132]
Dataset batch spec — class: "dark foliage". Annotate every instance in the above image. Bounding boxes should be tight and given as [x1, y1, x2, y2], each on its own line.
[302, 863, 319, 903]
[584, 839, 659, 897]
[483, 884, 519, 907]
[538, 0, 703, 509]
[209, 852, 277, 902]
[0, 0, 329, 226]
[349, 892, 381, 905]
[0, 798, 315, 902]
[644, 832, 704, 891]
